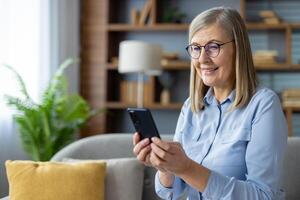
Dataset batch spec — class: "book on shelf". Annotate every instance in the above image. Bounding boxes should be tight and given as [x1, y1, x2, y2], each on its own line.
[253, 50, 278, 66]
[259, 10, 277, 18]
[161, 59, 190, 68]
[282, 100, 300, 107]
[139, 0, 153, 25]
[281, 88, 300, 108]
[263, 17, 280, 25]
[282, 89, 300, 99]
[130, 8, 140, 25]
[259, 10, 281, 25]
[120, 80, 153, 105]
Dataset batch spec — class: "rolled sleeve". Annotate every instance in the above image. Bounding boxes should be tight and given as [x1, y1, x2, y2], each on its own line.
[155, 172, 174, 200]
[202, 171, 275, 199]
[202, 171, 228, 199]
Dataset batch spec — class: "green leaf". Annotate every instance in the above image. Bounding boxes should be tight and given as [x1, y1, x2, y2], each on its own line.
[2, 58, 96, 161]
[2, 64, 34, 103]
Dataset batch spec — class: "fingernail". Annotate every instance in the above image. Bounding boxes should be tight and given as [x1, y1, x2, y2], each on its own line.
[143, 138, 149, 144]
[151, 137, 158, 142]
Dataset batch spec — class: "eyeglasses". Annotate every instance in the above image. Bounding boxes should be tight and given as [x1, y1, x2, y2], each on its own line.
[185, 40, 234, 59]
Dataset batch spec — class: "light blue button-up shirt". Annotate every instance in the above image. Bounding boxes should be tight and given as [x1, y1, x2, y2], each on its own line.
[155, 87, 287, 200]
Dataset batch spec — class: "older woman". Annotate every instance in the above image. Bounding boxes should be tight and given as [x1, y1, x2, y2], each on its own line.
[133, 7, 287, 200]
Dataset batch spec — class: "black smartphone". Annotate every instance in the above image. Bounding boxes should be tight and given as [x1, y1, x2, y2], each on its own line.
[127, 108, 161, 140]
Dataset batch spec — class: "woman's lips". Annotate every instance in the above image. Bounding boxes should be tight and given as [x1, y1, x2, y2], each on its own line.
[201, 67, 219, 74]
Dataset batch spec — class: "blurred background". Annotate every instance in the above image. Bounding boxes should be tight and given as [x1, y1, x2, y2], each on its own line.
[1, 0, 300, 197]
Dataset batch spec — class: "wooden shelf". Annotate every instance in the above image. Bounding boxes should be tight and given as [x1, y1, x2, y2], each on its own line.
[108, 22, 300, 32]
[109, 62, 300, 71]
[82, 0, 300, 134]
[246, 22, 300, 30]
[246, 22, 289, 30]
[290, 23, 300, 29]
[107, 60, 190, 70]
[283, 105, 300, 136]
[107, 23, 189, 31]
[106, 102, 182, 109]
[255, 63, 300, 71]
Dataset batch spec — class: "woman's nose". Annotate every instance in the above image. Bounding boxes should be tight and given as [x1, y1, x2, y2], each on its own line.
[198, 48, 210, 64]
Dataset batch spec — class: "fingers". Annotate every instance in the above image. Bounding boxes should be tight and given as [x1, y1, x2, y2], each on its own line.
[133, 132, 140, 146]
[137, 145, 151, 163]
[150, 149, 166, 169]
[151, 142, 169, 161]
[151, 137, 170, 151]
[133, 137, 150, 156]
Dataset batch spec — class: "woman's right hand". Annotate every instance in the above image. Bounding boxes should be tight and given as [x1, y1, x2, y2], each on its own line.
[133, 132, 152, 166]
[133, 132, 175, 187]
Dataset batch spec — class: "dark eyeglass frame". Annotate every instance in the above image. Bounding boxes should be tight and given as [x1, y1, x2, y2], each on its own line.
[185, 40, 235, 59]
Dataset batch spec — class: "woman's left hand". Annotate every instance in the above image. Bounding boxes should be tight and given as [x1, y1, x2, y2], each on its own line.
[149, 137, 192, 176]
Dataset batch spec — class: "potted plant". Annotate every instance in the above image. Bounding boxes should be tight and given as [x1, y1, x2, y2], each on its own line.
[3, 59, 94, 161]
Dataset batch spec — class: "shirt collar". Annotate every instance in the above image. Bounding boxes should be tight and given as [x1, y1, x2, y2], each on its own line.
[203, 87, 236, 106]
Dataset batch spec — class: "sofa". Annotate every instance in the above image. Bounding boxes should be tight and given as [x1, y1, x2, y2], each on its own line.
[2, 134, 300, 200]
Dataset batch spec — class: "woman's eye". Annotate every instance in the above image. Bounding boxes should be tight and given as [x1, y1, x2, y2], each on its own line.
[192, 46, 200, 51]
[207, 43, 219, 50]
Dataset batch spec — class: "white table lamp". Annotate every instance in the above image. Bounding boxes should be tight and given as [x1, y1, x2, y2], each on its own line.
[119, 40, 162, 108]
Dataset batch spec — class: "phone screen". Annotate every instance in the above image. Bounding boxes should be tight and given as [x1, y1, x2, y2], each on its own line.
[127, 108, 161, 139]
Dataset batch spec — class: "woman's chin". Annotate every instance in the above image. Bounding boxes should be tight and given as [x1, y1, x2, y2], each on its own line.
[202, 79, 215, 87]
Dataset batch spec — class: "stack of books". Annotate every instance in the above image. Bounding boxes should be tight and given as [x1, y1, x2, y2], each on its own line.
[281, 89, 300, 107]
[259, 10, 281, 24]
[120, 80, 153, 105]
[252, 50, 278, 66]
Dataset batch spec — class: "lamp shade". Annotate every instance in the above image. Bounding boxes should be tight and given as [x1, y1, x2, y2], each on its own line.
[118, 40, 162, 75]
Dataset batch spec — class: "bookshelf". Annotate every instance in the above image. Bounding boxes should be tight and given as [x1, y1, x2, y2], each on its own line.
[80, 0, 300, 136]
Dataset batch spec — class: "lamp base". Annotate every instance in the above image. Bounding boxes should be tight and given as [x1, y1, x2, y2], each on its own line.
[160, 89, 170, 105]
[137, 73, 144, 108]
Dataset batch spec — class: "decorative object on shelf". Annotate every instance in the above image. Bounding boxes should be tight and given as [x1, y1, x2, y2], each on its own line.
[119, 40, 162, 108]
[259, 10, 281, 24]
[252, 50, 278, 66]
[130, 0, 155, 26]
[160, 51, 190, 69]
[3, 59, 94, 161]
[162, 4, 186, 23]
[130, 8, 140, 25]
[158, 71, 174, 105]
[162, 52, 179, 60]
[139, 0, 154, 25]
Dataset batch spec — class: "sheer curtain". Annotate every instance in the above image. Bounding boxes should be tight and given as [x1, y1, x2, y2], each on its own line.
[0, 0, 79, 196]
[0, 0, 45, 196]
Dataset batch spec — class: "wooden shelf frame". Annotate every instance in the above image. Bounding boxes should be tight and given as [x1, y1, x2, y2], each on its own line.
[81, 0, 300, 134]
[107, 23, 189, 31]
[107, 22, 300, 32]
[108, 62, 300, 72]
[284, 106, 300, 137]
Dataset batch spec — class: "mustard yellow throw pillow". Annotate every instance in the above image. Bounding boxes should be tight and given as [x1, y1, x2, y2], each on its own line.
[5, 160, 106, 200]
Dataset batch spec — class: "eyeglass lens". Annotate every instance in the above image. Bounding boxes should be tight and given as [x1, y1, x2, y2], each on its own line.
[187, 42, 220, 58]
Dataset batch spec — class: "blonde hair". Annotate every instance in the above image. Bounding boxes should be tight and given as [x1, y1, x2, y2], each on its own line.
[189, 7, 257, 112]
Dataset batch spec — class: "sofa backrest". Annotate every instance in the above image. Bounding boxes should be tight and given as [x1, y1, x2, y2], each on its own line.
[51, 133, 173, 200]
[282, 137, 300, 200]
[51, 134, 300, 200]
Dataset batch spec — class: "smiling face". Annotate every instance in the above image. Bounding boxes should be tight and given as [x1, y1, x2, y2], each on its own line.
[191, 23, 235, 94]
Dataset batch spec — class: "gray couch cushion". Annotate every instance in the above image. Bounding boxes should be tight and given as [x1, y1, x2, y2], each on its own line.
[48, 134, 300, 200]
[51, 133, 173, 200]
